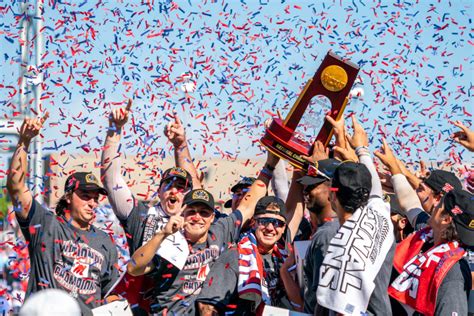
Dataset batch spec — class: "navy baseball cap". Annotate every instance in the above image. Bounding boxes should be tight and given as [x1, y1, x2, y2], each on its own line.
[444, 189, 474, 247]
[224, 177, 256, 208]
[160, 167, 193, 189]
[332, 162, 372, 202]
[64, 172, 108, 196]
[424, 170, 462, 195]
[183, 189, 215, 211]
[297, 159, 341, 186]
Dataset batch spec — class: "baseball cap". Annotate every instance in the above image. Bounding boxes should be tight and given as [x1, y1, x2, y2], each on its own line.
[444, 189, 474, 247]
[332, 162, 372, 206]
[297, 159, 341, 186]
[64, 172, 107, 196]
[424, 170, 462, 195]
[183, 189, 215, 211]
[224, 177, 256, 208]
[160, 167, 193, 189]
[254, 196, 286, 220]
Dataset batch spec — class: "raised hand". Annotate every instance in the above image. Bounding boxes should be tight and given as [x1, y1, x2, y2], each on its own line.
[162, 214, 184, 236]
[302, 140, 329, 165]
[109, 99, 132, 130]
[165, 111, 186, 148]
[18, 112, 49, 144]
[325, 115, 345, 138]
[374, 138, 402, 175]
[346, 115, 369, 149]
[451, 120, 474, 152]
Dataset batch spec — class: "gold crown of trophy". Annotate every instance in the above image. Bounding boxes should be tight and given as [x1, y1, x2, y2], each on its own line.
[261, 51, 360, 170]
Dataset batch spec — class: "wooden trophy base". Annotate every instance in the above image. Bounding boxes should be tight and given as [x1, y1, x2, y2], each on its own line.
[260, 118, 310, 169]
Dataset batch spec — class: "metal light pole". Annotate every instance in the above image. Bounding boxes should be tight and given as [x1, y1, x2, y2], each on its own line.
[18, 0, 44, 204]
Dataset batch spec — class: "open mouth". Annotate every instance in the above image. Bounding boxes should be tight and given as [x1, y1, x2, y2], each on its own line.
[168, 197, 178, 205]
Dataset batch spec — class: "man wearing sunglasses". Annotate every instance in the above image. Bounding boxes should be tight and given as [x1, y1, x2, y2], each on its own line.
[127, 147, 281, 314]
[194, 195, 304, 315]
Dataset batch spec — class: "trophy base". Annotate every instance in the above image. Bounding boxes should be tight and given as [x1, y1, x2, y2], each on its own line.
[260, 118, 311, 170]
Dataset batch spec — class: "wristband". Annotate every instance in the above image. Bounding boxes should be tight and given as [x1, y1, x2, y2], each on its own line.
[264, 163, 276, 171]
[260, 167, 274, 180]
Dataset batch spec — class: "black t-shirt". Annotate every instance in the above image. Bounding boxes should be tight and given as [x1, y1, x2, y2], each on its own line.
[18, 200, 119, 315]
[144, 210, 243, 314]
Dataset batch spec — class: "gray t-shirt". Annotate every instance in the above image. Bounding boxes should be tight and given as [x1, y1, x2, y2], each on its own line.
[146, 210, 243, 314]
[303, 220, 339, 314]
[407, 213, 471, 315]
[305, 219, 395, 316]
[196, 230, 292, 314]
[18, 200, 119, 315]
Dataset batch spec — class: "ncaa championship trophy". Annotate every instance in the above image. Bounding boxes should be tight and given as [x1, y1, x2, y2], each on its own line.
[261, 51, 360, 170]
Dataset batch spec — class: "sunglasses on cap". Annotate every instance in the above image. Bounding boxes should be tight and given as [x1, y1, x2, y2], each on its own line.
[256, 217, 286, 228]
[162, 178, 191, 193]
[232, 188, 250, 199]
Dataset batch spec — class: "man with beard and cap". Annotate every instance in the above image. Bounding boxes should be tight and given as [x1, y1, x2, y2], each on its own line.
[101, 101, 198, 314]
[376, 140, 472, 315]
[296, 157, 341, 314]
[7, 115, 119, 316]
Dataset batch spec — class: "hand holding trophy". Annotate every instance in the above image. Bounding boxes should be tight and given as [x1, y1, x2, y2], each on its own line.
[260, 51, 360, 170]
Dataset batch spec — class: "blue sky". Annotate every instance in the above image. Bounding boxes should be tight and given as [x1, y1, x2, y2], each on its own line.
[0, 0, 473, 170]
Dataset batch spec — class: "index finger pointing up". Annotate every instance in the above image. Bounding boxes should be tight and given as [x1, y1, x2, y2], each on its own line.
[125, 99, 132, 111]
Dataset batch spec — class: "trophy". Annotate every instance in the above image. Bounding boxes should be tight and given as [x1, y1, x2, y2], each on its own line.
[261, 51, 360, 170]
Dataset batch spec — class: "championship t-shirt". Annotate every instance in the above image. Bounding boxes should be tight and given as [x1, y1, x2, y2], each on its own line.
[147, 210, 243, 314]
[18, 200, 120, 315]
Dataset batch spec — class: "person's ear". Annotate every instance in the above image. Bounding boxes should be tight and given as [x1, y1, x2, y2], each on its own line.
[65, 192, 72, 204]
[249, 218, 256, 228]
[399, 217, 407, 230]
[441, 213, 453, 225]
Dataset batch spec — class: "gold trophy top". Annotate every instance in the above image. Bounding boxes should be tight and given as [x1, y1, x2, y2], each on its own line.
[320, 65, 348, 92]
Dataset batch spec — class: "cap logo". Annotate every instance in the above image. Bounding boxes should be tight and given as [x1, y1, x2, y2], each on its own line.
[168, 167, 187, 178]
[85, 174, 99, 185]
[451, 205, 463, 215]
[192, 190, 209, 201]
[469, 220, 474, 229]
[442, 183, 454, 193]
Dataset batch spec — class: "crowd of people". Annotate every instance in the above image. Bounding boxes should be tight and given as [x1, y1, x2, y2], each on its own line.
[4, 98, 474, 315]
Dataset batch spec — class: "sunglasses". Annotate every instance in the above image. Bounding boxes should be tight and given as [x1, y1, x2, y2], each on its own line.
[232, 188, 250, 199]
[256, 217, 286, 228]
[162, 179, 190, 193]
[183, 209, 214, 218]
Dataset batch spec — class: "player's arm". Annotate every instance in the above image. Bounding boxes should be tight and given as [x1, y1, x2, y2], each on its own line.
[127, 215, 184, 276]
[7, 113, 48, 220]
[165, 111, 202, 189]
[101, 99, 134, 219]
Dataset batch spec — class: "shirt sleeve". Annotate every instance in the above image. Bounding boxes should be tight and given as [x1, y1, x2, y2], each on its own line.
[195, 246, 239, 311]
[17, 200, 55, 245]
[271, 160, 289, 202]
[358, 153, 383, 199]
[101, 138, 134, 220]
[391, 174, 425, 228]
[211, 211, 243, 244]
